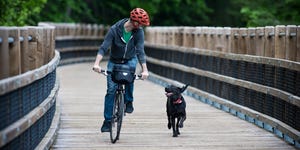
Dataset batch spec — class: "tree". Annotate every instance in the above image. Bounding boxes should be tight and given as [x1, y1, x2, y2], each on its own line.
[30, 0, 96, 24]
[151, 0, 212, 26]
[0, 0, 47, 26]
[205, 0, 245, 27]
[235, 0, 300, 27]
[2, 0, 299, 27]
[84, 0, 161, 25]
[35, 0, 210, 26]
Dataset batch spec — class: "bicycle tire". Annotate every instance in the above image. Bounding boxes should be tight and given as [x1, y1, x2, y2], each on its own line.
[110, 92, 124, 143]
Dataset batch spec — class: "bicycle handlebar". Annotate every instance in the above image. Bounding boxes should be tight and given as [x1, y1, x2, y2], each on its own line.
[93, 68, 143, 80]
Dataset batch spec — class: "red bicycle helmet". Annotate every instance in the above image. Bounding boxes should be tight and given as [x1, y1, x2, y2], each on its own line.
[130, 8, 150, 26]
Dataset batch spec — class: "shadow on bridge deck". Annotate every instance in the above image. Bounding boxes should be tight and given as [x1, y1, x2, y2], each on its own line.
[51, 62, 295, 150]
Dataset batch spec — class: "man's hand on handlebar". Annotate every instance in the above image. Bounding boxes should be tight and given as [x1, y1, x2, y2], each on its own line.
[93, 65, 108, 76]
[92, 65, 101, 73]
[141, 70, 149, 80]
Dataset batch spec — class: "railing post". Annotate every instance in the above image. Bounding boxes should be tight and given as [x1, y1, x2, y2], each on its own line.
[275, 25, 286, 59]
[166, 27, 173, 46]
[0, 27, 10, 79]
[264, 26, 275, 57]
[43, 27, 50, 64]
[197, 27, 205, 49]
[9, 27, 21, 76]
[91, 24, 97, 37]
[144, 27, 151, 43]
[37, 27, 45, 67]
[70, 23, 77, 37]
[54, 24, 62, 37]
[194, 27, 201, 49]
[255, 27, 265, 56]
[155, 27, 160, 45]
[20, 27, 30, 73]
[239, 28, 248, 54]
[161, 27, 167, 45]
[164, 27, 168, 46]
[231, 28, 239, 54]
[43, 26, 55, 63]
[201, 27, 208, 49]
[27, 26, 39, 70]
[183, 27, 195, 48]
[51, 26, 55, 60]
[215, 27, 224, 51]
[286, 25, 297, 61]
[87, 24, 92, 36]
[207, 27, 215, 50]
[224, 27, 231, 53]
[248, 27, 256, 55]
[174, 27, 183, 47]
[153, 27, 158, 45]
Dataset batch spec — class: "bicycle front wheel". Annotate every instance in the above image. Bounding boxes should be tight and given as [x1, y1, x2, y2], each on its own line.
[110, 92, 124, 143]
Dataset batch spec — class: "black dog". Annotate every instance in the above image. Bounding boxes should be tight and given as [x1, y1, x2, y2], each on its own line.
[165, 84, 189, 137]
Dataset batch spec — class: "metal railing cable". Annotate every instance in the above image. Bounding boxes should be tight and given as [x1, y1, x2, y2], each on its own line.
[0, 36, 33, 43]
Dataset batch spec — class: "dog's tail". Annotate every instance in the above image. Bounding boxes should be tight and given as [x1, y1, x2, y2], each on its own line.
[180, 84, 189, 93]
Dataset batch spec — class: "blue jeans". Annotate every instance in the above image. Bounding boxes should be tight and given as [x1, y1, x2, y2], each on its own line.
[104, 58, 137, 121]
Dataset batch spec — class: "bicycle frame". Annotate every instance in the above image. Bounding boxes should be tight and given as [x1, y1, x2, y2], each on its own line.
[93, 68, 142, 143]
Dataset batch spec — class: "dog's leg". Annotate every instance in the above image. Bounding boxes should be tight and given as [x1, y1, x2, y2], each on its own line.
[172, 117, 177, 137]
[167, 101, 172, 129]
[179, 115, 186, 128]
[167, 115, 171, 129]
[176, 118, 180, 135]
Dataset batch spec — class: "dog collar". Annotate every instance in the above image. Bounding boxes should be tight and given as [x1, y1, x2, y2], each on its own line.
[173, 98, 182, 104]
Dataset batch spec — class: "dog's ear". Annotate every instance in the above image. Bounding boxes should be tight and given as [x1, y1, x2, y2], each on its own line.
[180, 84, 189, 93]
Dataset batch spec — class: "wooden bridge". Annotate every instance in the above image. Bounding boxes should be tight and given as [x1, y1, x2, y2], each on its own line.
[51, 62, 295, 150]
[0, 23, 299, 150]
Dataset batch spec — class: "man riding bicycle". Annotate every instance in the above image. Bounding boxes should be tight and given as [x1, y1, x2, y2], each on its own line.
[92, 8, 150, 132]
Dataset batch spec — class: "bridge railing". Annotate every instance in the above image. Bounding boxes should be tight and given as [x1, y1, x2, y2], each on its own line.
[0, 22, 108, 150]
[144, 43, 300, 148]
[145, 25, 300, 62]
[0, 26, 56, 80]
[144, 25, 299, 148]
[38, 22, 109, 65]
[0, 25, 59, 150]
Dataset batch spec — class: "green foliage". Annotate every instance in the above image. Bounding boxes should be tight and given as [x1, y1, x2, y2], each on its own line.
[1, 0, 299, 27]
[0, 0, 47, 26]
[86, 0, 131, 25]
[151, 0, 212, 26]
[84, 0, 161, 25]
[30, 0, 96, 24]
[236, 0, 300, 26]
[240, 7, 279, 27]
[278, 0, 300, 25]
[35, 0, 211, 26]
[205, 0, 245, 27]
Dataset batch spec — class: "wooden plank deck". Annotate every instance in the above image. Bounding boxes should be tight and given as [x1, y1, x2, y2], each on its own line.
[51, 62, 296, 150]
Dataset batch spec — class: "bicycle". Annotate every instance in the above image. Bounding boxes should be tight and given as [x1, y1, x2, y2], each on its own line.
[94, 64, 142, 143]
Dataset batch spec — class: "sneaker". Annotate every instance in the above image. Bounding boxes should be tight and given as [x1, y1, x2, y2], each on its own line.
[125, 102, 134, 113]
[100, 121, 111, 132]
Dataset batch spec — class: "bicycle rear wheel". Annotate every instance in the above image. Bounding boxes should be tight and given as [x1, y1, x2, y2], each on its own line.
[110, 92, 124, 143]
